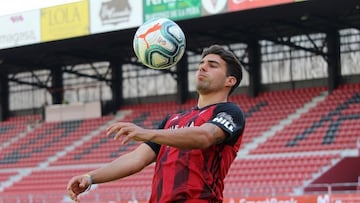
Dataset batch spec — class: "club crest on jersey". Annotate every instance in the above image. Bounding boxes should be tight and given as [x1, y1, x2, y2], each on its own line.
[212, 112, 235, 132]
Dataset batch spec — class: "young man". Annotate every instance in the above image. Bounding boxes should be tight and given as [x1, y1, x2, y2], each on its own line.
[67, 44, 246, 203]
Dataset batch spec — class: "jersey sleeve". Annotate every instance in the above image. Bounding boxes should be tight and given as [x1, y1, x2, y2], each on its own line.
[144, 114, 171, 155]
[207, 102, 245, 145]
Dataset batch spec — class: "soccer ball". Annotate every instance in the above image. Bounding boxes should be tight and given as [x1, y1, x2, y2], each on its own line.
[133, 18, 186, 69]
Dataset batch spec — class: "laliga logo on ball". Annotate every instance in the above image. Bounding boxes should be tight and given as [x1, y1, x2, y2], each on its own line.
[133, 18, 186, 70]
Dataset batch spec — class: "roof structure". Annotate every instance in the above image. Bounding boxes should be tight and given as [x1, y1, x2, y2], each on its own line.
[0, 0, 359, 74]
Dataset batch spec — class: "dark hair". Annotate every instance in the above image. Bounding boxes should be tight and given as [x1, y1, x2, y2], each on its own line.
[201, 44, 243, 95]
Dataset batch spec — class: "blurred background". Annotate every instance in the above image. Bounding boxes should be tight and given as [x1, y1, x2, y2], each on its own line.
[0, 0, 359, 202]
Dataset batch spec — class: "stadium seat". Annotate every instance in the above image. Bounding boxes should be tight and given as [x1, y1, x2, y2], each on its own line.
[1, 84, 359, 201]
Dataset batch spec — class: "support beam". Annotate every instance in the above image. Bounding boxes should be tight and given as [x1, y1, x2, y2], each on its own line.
[51, 67, 63, 104]
[0, 74, 9, 121]
[248, 39, 261, 98]
[233, 27, 327, 57]
[326, 29, 341, 93]
[111, 61, 123, 113]
[8, 77, 49, 89]
[63, 69, 111, 83]
[176, 52, 188, 104]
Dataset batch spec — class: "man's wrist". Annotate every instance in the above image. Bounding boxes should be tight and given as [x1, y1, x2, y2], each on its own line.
[83, 174, 93, 191]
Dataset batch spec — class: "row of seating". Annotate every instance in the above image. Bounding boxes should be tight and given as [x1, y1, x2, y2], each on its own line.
[250, 83, 360, 154]
[0, 84, 359, 202]
[0, 116, 114, 168]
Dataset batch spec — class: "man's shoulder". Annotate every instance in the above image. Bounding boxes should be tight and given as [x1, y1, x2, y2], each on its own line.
[215, 102, 244, 113]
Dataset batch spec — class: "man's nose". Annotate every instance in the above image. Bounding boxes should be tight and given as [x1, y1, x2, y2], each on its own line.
[199, 63, 207, 71]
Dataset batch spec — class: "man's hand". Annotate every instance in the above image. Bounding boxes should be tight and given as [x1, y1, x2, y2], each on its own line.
[106, 122, 153, 144]
[66, 175, 91, 202]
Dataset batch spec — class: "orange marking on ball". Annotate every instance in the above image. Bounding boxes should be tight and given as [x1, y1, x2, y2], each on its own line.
[137, 23, 162, 48]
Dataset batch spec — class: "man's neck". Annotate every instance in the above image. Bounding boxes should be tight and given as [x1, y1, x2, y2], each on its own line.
[197, 94, 228, 108]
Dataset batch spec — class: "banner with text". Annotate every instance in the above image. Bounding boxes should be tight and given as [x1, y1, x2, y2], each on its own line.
[0, 10, 40, 49]
[223, 193, 360, 203]
[109, 193, 360, 203]
[143, 0, 201, 21]
[90, 0, 143, 34]
[41, 1, 89, 42]
[228, 0, 295, 12]
[201, 0, 228, 16]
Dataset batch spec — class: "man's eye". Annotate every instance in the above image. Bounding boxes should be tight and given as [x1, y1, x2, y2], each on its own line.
[210, 64, 217, 68]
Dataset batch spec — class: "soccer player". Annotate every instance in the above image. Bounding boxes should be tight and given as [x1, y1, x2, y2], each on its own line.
[67, 44, 246, 203]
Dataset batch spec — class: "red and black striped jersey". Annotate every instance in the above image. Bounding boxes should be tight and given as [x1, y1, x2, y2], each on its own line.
[146, 102, 245, 203]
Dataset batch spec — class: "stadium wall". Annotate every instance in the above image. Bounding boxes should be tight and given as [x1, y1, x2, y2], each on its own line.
[307, 157, 360, 192]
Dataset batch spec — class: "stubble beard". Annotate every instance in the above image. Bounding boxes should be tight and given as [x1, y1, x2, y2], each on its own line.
[196, 80, 212, 95]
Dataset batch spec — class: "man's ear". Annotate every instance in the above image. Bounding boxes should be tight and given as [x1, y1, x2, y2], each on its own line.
[225, 76, 237, 87]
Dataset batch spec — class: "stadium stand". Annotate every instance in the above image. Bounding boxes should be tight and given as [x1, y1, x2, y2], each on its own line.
[1, 0, 360, 202]
[0, 116, 113, 169]
[250, 83, 360, 154]
[1, 84, 359, 202]
[230, 87, 326, 148]
[0, 115, 41, 149]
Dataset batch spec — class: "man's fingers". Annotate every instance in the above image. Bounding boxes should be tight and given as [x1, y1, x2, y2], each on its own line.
[79, 177, 88, 188]
[114, 128, 128, 140]
[70, 193, 79, 203]
[106, 123, 139, 143]
[106, 122, 129, 136]
[106, 125, 119, 136]
[67, 177, 87, 203]
[67, 185, 80, 202]
[121, 133, 132, 144]
[113, 131, 121, 140]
